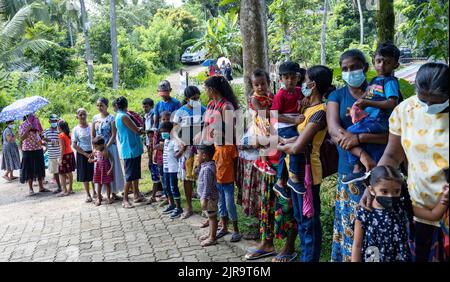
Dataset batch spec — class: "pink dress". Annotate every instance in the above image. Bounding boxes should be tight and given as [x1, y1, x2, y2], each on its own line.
[93, 151, 113, 185]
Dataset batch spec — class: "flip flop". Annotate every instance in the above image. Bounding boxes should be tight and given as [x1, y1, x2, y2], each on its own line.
[200, 220, 209, 228]
[199, 233, 210, 241]
[39, 188, 51, 193]
[28, 190, 35, 196]
[272, 252, 297, 262]
[201, 238, 218, 247]
[133, 197, 145, 203]
[216, 229, 230, 239]
[245, 248, 277, 260]
[230, 232, 243, 242]
[181, 211, 194, 219]
[122, 201, 134, 209]
[2, 176, 11, 182]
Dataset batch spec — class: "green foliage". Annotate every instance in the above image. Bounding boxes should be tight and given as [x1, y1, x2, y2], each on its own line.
[154, 8, 201, 43]
[187, 12, 241, 63]
[24, 21, 79, 78]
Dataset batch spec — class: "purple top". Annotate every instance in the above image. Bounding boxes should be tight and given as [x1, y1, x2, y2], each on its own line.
[197, 161, 218, 200]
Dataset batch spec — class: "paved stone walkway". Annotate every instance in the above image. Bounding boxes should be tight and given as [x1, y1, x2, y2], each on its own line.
[0, 173, 260, 262]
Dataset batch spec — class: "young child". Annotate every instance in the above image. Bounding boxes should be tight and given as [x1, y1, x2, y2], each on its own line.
[153, 111, 172, 206]
[43, 114, 62, 193]
[271, 61, 306, 198]
[160, 121, 184, 219]
[72, 108, 96, 203]
[153, 80, 181, 129]
[90, 136, 114, 206]
[56, 120, 76, 197]
[142, 98, 161, 202]
[343, 43, 401, 184]
[196, 145, 219, 246]
[352, 165, 412, 262]
[250, 69, 276, 176]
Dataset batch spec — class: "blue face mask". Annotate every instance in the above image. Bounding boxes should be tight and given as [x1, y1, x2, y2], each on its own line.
[417, 99, 449, 115]
[342, 69, 366, 87]
[51, 122, 58, 128]
[301, 83, 313, 97]
[161, 132, 170, 140]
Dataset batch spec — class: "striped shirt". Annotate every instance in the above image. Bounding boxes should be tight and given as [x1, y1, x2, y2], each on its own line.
[197, 161, 218, 201]
[43, 128, 60, 159]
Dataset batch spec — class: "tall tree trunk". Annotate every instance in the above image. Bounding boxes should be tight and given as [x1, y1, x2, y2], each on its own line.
[79, 0, 94, 86]
[377, 0, 395, 43]
[68, 21, 74, 48]
[320, 0, 329, 65]
[356, 0, 364, 44]
[240, 0, 269, 98]
[109, 0, 119, 90]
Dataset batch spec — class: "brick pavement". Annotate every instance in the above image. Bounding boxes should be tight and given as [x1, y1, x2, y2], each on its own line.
[0, 175, 265, 262]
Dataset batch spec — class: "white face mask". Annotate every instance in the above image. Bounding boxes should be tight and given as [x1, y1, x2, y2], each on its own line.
[8, 124, 16, 129]
[417, 99, 449, 115]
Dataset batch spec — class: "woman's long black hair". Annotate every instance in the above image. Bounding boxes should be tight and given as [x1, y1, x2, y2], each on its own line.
[58, 120, 70, 138]
[307, 65, 335, 99]
[204, 75, 239, 109]
[182, 86, 201, 106]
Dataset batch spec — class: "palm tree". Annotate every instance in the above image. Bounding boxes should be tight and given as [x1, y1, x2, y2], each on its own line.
[109, 0, 119, 90]
[79, 0, 94, 86]
[0, 1, 55, 88]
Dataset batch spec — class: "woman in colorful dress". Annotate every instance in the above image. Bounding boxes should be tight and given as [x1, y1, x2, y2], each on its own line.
[327, 49, 389, 262]
[91, 97, 124, 201]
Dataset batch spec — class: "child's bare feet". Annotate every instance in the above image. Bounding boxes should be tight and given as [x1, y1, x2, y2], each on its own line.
[95, 198, 101, 206]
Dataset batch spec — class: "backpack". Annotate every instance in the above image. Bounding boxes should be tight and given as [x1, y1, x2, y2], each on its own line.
[127, 111, 144, 128]
[320, 132, 339, 178]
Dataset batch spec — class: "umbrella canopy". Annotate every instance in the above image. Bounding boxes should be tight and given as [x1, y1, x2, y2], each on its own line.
[0, 96, 49, 123]
[217, 57, 231, 67]
[202, 59, 216, 67]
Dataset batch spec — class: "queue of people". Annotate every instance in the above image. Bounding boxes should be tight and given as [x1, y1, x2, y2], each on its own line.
[1, 42, 448, 262]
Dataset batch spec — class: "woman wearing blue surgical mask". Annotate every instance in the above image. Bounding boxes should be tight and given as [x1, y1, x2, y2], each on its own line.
[326, 49, 390, 262]
[173, 86, 206, 219]
[362, 62, 449, 262]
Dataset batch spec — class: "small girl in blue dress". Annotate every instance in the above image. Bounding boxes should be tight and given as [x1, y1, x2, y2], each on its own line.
[352, 165, 412, 262]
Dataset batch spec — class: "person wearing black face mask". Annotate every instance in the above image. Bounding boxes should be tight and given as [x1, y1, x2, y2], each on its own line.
[352, 165, 412, 262]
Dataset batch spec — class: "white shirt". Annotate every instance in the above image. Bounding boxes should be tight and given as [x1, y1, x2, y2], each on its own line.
[163, 139, 180, 173]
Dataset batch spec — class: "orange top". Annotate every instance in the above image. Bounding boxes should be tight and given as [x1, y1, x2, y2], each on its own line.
[59, 133, 73, 155]
[213, 145, 238, 184]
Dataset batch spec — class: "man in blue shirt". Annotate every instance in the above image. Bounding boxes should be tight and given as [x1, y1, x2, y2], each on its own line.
[153, 80, 181, 129]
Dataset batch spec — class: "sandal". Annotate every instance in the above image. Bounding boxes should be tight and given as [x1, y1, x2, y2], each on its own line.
[230, 232, 243, 243]
[85, 197, 93, 203]
[10, 176, 18, 180]
[133, 197, 145, 203]
[107, 198, 113, 205]
[95, 199, 102, 206]
[216, 229, 230, 239]
[52, 189, 62, 194]
[2, 175, 11, 182]
[122, 201, 134, 209]
[245, 248, 277, 260]
[200, 220, 209, 228]
[200, 238, 218, 247]
[199, 233, 210, 241]
[181, 211, 194, 219]
[112, 194, 123, 201]
[57, 192, 69, 197]
[28, 190, 35, 196]
[39, 188, 51, 193]
[272, 252, 297, 262]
